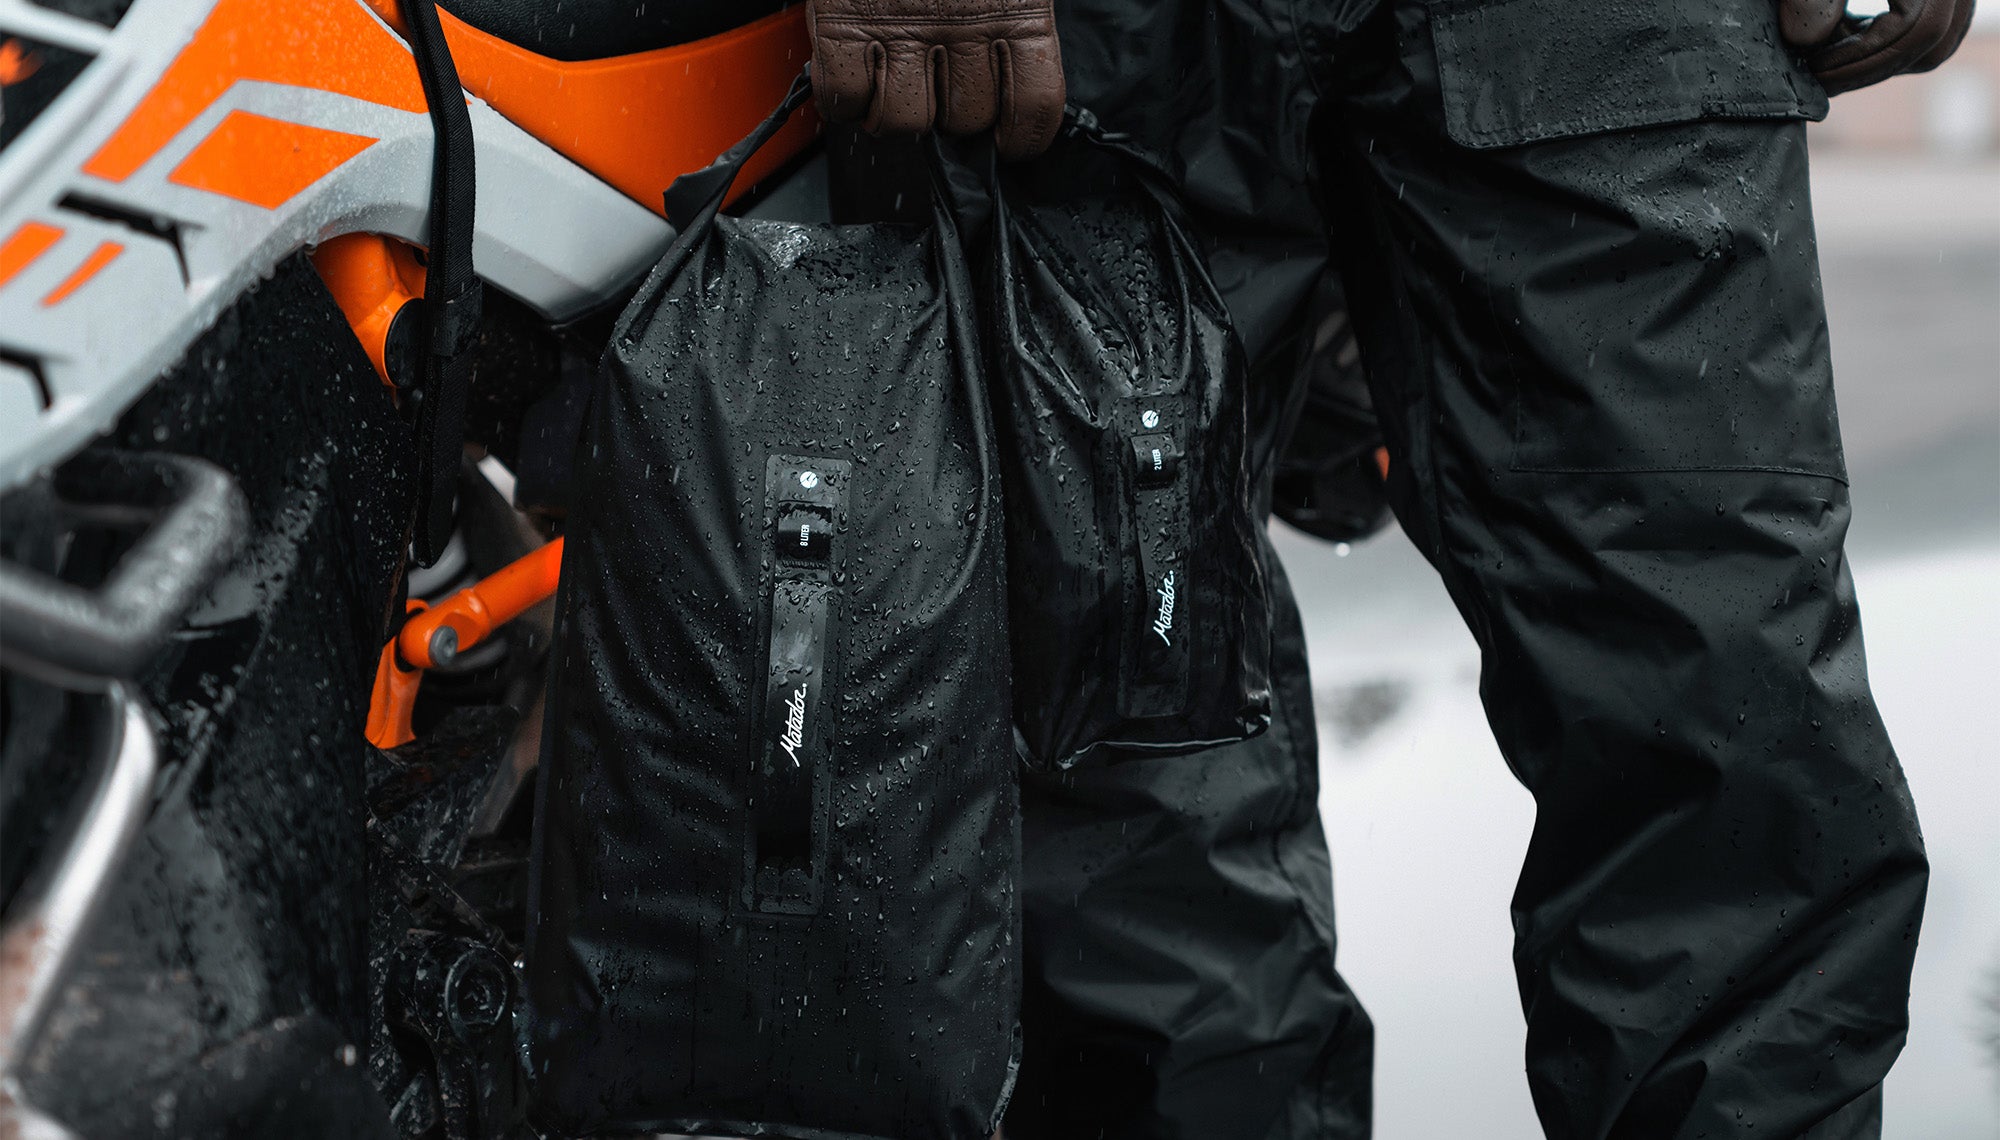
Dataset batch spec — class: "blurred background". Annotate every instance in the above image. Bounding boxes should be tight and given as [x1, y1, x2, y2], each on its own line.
[1279, 6, 2000, 1137]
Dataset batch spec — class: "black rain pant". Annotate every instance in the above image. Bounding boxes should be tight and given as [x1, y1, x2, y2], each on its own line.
[1007, 1, 1929, 1138]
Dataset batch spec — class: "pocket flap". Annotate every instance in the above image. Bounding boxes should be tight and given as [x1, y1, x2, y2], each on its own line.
[1430, 0, 1828, 148]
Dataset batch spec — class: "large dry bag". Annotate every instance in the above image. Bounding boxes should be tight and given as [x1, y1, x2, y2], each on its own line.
[526, 75, 1019, 1139]
[986, 114, 1271, 769]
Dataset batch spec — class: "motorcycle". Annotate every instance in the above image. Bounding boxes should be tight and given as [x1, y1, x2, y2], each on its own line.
[0, 2, 1389, 1135]
[0, 1, 821, 1135]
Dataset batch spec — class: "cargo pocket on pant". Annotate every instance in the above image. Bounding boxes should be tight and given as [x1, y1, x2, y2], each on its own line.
[1429, 0, 1826, 149]
[1427, 0, 1847, 479]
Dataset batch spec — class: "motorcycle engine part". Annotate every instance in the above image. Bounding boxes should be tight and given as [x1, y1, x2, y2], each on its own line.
[386, 931, 523, 1140]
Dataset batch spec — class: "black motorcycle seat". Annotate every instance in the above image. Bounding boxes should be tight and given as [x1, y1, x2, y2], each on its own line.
[439, 0, 797, 62]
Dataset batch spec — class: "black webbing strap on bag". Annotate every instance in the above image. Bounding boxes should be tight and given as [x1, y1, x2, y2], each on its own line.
[402, 0, 482, 567]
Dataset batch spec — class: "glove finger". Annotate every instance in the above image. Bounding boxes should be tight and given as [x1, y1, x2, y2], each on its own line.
[937, 41, 1002, 137]
[992, 34, 1066, 160]
[1778, 0, 1845, 47]
[1910, 0, 1976, 74]
[1809, 0, 1957, 94]
[811, 29, 880, 125]
[868, 40, 941, 137]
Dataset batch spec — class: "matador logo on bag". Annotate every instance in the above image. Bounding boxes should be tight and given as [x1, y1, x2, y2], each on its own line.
[778, 680, 809, 767]
[1152, 570, 1177, 645]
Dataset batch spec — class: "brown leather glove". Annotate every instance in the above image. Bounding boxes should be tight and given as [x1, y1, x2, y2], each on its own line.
[1779, 0, 1979, 95]
[806, 0, 1065, 159]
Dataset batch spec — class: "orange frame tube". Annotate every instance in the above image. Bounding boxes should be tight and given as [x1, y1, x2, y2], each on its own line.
[365, 599, 429, 749]
[399, 537, 564, 669]
[311, 232, 426, 388]
[364, 539, 564, 749]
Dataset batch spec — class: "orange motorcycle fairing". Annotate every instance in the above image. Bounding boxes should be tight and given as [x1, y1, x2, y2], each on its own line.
[81, 0, 430, 186]
[362, 1, 819, 215]
[0, 221, 64, 290]
[88, 0, 814, 215]
[168, 112, 380, 210]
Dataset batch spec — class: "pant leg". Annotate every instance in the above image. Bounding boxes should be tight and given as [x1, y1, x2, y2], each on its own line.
[1001, 2, 1377, 1136]
[1005, 546, 1374, 1140]
[1309, 2, 1929, 1136]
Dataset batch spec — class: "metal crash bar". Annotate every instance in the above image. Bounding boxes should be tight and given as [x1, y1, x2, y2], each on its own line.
[0, 684, 159, 1109]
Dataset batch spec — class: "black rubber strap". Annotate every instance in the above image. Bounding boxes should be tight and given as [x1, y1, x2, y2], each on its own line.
[663, 67, 814, 233]
[404, 0, 482, 567]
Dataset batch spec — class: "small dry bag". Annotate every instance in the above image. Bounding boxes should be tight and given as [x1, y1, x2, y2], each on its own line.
[986, 113, 1271, 769]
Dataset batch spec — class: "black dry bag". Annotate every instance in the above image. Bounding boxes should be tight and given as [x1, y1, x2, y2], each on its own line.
[987, 114, 1270, 770]
[526, 75, 1020, 1139]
